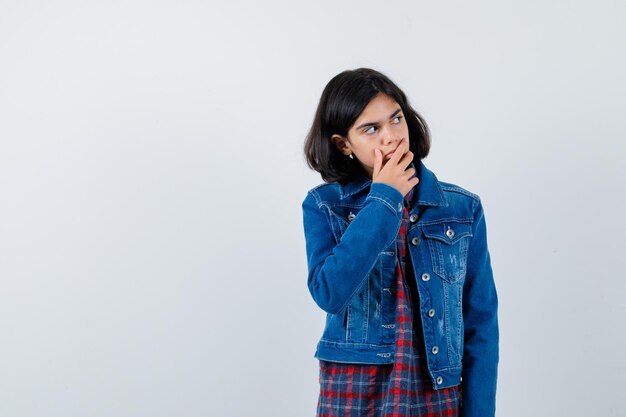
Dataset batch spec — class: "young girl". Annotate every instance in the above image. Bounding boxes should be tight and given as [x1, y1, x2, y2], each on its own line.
[301, 68, 499, 417]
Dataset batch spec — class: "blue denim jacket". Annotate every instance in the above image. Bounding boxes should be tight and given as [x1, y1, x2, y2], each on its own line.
[302, 159, 499, 417]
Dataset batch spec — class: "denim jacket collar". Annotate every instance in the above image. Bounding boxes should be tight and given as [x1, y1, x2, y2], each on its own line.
[340, 159, 448, 207]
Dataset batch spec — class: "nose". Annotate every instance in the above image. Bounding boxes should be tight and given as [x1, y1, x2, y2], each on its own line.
[380, 125, 398, 145]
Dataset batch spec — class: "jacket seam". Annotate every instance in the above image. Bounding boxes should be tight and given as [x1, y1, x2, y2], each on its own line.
[440, 184, 481, 201]
[364, 195, 398, 215]
[318, 339, 395, 348]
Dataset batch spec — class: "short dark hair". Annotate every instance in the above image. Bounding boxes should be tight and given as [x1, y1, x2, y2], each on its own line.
[303, 67, 431, 184]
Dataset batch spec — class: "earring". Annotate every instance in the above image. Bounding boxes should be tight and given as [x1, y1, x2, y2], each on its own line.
[348, 153, 354, 159]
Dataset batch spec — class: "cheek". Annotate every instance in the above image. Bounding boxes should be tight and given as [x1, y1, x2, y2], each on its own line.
[402, 130, 410, 141]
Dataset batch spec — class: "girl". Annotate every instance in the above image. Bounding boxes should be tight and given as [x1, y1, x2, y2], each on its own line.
[301, 68, 499, 417]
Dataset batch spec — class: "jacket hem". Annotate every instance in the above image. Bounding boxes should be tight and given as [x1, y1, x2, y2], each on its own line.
[314, 339, 463, 390]
[314, 339, 396, 364]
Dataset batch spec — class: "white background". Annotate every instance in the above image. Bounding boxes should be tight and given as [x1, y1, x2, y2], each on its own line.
[1, 1, 625, 416]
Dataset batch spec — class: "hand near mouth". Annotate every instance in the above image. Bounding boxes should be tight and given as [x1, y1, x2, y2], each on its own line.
[372, 137, 419, 197]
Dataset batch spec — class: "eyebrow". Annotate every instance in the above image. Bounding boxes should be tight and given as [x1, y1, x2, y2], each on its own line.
[355, 108, 403, 130]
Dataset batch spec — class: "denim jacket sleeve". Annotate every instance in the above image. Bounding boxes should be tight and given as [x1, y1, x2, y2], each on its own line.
[460, 199, 499, 417]
[302, 182, 404, 315]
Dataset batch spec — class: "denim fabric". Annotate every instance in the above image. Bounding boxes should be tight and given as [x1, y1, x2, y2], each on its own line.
[302, 159, 499, 417]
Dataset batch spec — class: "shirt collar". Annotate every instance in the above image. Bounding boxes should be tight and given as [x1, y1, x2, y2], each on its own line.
[340, 159, 448, 207]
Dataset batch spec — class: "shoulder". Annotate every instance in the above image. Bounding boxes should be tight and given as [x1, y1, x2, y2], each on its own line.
[435, 179, 485, 221]
[303, 182, 341, 205]
[419, 160, 481, 212]
[425, 170, 483, 219]
[306, 182, 337, 194]
[438, 180, 481, 202]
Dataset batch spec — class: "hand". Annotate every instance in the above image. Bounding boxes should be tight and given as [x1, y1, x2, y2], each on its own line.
[372, 137, 419, 197]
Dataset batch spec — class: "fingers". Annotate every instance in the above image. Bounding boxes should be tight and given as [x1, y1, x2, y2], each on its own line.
[401, 167, 416, 181]
[399, 149, 414, 170]
[388, 137, 408, 165]
[404, 167, 416, 178]
[401, 136, 410, 153]
[372, 148, 382, 178]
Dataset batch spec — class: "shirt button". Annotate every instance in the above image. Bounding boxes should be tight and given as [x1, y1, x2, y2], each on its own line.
[421, 273, 430, 282]
[436, 376, 443, 385]
[446, 227, 455, 239]
[411, 237, 420, 245]
[347, 212, 356, 221]
[432, 346, 439, 354]
[428, 308, 435, 317]
[409, 214, 418, 223]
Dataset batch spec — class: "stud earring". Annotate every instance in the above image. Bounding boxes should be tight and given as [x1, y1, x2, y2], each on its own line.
[348, 153, 354, 159]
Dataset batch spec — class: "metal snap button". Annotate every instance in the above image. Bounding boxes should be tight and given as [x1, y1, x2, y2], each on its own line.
[446, 227, 455, 239]
[421, 273, 430, 282]
[397, 203, 403, 212]
[409, 214, 418, 223]
[432, 346, 439, 354]
[436, 376, 443, 384]
[428, 308, 435, 317]
[411, 237, 420, 245]
[347, 212, 356, 221]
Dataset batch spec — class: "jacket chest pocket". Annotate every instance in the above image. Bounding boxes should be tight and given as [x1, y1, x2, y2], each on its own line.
[422, 221, 473, 283]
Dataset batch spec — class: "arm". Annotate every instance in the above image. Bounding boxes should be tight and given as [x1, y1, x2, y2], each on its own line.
[460, 198, 499, 417]
[302, 182, 404, 314]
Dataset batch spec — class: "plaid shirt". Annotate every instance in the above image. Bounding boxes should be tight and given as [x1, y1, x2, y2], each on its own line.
[316, 182, 462, 417]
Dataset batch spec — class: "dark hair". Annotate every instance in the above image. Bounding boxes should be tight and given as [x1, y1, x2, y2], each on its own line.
[303, 67, 431, 184]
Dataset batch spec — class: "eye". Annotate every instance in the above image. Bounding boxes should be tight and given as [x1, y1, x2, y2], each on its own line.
[392, 116, 403, 124]
[364, 126, 377, 134]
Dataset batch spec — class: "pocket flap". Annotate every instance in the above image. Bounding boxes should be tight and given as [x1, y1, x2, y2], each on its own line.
[423, 221, 472, 245]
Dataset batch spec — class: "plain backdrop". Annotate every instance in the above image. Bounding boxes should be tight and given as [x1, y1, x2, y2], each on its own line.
[1, 1, 625, 416]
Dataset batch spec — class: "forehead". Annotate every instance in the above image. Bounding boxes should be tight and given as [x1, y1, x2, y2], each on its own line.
[355, 93, 400, 121]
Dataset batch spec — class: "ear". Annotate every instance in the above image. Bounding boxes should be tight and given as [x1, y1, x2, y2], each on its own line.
[330, 134, 352, 156]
